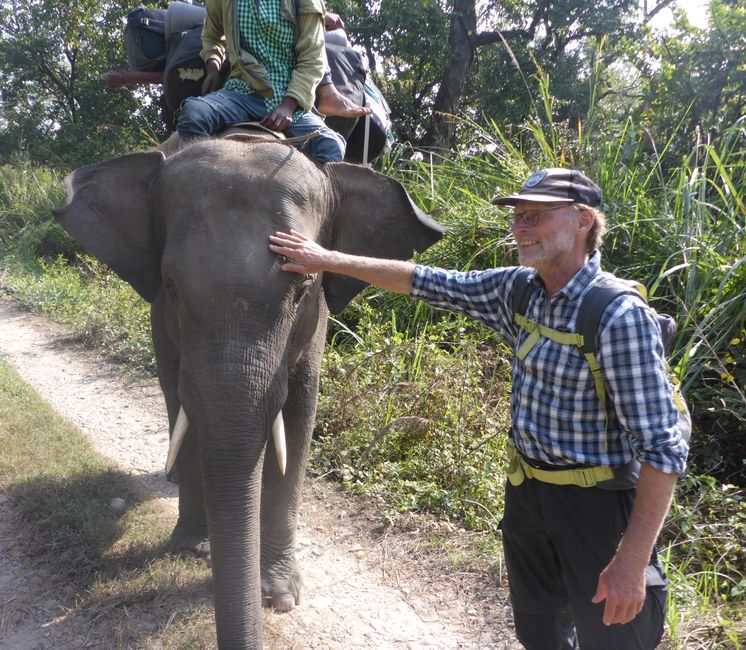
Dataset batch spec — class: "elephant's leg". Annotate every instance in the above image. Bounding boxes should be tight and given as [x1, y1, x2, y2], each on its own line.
[260, 352, 322, 611]
[152, 295, 209, 557]
[171, 422, 210, 558]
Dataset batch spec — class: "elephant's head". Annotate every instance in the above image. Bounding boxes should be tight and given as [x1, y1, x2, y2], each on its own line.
[53, 139, 443, 648]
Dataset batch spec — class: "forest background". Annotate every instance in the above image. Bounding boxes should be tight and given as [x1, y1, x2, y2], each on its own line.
[0, 0, 744, 647]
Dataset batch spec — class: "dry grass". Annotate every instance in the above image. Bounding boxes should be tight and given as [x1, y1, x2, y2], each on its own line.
[0, 359, 218, 648]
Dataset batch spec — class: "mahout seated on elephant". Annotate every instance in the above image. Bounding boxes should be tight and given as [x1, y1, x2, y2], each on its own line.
[176, 0, 347, 164]
[54, 137, 443, 649]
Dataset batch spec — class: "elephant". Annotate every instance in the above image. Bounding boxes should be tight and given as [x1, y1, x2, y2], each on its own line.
[54, 138, 443, 649]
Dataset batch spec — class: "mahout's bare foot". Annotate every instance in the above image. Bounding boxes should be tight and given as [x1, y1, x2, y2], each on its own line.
[317, 83, 372, 118]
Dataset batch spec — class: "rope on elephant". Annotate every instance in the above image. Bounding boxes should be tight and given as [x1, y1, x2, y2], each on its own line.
[223, 128, 321, 147]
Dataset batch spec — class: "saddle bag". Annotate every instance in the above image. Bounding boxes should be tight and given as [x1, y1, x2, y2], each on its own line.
[124, 6, 168, 72]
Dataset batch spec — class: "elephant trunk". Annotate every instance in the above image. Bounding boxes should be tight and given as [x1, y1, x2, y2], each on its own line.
[178, 323, 291, 649]
[196, 395, 267, 649]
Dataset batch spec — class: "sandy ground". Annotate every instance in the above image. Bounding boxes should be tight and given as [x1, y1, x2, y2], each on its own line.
[0, 298, 519, 649]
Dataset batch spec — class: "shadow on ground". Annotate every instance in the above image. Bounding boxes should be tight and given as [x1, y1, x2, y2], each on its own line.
[4, 467, 214, 648]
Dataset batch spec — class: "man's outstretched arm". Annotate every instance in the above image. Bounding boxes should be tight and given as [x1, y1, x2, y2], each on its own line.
[269, 229, 415, 294]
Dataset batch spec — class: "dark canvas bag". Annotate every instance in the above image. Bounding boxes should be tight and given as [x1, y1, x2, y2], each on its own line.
[124, 6, 168, 72]
[163, 26, 208, 114]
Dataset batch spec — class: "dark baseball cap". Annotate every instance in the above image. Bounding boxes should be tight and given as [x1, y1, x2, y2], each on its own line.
[491, 168, 602, 207]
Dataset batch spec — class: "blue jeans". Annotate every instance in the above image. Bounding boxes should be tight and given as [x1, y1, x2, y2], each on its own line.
[177, 89, 346, 163]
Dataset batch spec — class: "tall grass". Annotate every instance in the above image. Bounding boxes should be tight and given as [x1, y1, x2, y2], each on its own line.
[380, 70, 746, 480]
[0, 162, 65, 244]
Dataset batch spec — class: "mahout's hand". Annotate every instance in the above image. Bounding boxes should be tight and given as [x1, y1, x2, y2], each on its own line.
[261, 97, 298, 132]
[592, 555, 647, 625]
[324, 11, 345, 31]
[201, 59, 222, 95]
[269, 230, 331, 274]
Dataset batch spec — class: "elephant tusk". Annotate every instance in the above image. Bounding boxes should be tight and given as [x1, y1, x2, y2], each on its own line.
[272, 411, 287, 476]
[165, 407, 189, 475]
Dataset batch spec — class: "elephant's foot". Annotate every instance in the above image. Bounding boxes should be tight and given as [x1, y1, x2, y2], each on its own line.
[261, 552, 303, 612]
[170, 521, 210, 560]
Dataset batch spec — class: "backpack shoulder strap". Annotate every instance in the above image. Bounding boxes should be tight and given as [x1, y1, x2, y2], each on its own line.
[576, 278, 642, 408]
[511, 267, 536, 319]
[577, 278, 643, 356]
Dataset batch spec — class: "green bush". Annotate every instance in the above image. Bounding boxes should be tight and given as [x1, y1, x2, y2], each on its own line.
[0, 162, 65, 246]
[314, 302, 512, 531]
[16, 220, 83, 262]
[1, 256, 154, 373]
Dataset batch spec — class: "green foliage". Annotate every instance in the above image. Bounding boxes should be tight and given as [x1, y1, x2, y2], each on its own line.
[662, 474, 746, 647]
[0, 162, 153, 371]
[329, 0, 640, 148]
[2, 255, 154, 373]
[664, 475, 746, 600]
[0, 161, 65, 244]
[314, 302, 512, 531]
[620, 0, 746, 158]
[0, 0, 164, 167]
[16, 219, 83, 262]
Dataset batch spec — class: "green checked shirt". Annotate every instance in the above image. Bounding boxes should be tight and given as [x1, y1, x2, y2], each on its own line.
[224, 0, 296, 111]
[201, 0, 325, 111]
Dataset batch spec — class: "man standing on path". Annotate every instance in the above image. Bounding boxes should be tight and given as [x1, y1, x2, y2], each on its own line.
[177, 0, 346, 163]
[268, 168, 688, 649]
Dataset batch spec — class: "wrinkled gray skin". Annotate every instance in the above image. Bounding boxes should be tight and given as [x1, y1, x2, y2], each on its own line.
[54, 139, 443, 649]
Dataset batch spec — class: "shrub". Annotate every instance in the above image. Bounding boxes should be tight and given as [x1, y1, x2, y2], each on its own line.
[16, 220, 83, 262]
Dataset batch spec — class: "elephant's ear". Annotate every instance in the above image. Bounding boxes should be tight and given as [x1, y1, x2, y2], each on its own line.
[322, 162, 445, 314]
[53, 151, 165, 303]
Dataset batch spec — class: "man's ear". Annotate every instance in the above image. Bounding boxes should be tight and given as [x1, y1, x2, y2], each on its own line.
[576, 207, 594, 232]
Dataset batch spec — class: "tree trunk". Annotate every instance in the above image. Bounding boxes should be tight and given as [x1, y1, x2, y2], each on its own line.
[420, 0, 477, 153]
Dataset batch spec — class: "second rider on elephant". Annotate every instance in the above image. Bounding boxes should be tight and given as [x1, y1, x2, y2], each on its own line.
[177, 0, 346, 163]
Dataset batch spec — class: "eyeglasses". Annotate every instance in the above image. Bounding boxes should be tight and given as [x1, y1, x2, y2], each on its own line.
[512, 204, 570, 227]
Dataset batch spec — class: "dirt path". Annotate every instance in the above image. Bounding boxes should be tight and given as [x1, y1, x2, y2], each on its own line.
[0, 298, 517, 649]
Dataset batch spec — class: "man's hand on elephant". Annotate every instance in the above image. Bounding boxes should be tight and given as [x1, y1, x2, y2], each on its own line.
[261, 97, 298, 132]
[269, 230, 332, 274]
[201, 59, 222, 95]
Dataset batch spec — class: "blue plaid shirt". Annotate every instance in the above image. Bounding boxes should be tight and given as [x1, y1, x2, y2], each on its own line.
[411, 251, 688, 476]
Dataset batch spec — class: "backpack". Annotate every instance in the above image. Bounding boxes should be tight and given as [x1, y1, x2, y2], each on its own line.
[344, 80, 395, 164]
[511, 269, 692, 456]
[162, 26, 209, 115]
[124, 6, 168, 72]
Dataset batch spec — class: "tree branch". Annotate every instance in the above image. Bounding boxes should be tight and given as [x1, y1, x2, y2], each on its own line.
[645, 0, 675, 23]
[471, 29, 528, 48]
